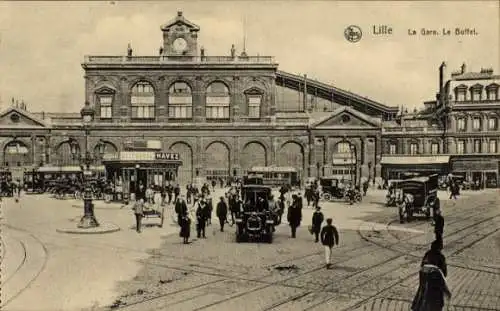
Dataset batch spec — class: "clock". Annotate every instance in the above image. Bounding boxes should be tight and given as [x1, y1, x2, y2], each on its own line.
[173, 38, 187, 52]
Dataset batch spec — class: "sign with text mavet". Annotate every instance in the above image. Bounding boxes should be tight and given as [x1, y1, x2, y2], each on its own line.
[155, 152, 180, 161]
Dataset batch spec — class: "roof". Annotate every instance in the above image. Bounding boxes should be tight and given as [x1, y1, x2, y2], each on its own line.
[250, 166, 297, 173]
[0, 106, 51, 127]
[452, 72, 500, 81]
[380, 156, 450, 165]
[309, 105, 381, 128]
[160, 11, 200, 32]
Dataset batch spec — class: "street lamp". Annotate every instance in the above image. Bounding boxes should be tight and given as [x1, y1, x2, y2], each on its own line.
[349, 144, 356, 186]
[78, 101, 99, 229]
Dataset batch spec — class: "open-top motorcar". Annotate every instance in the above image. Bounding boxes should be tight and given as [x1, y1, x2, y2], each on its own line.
[397, 174, 439, 223]
[235, 183, 279, 243]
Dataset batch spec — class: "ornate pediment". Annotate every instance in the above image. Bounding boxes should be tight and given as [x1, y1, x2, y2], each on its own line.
[94, 86, 116, 94]
[244, 87, 264, 95]
[160, 11, 200, 32]
[311, 106, 381, 129]
[0, 107, 50, 128]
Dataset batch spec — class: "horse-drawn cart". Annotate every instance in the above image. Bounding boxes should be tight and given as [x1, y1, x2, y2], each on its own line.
[142, 204, 165, 228]
[397, 174, 438, 223]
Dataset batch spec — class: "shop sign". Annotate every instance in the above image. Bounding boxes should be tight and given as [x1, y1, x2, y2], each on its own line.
[124, 140, 162, 150]
[155, 152, 180, 161]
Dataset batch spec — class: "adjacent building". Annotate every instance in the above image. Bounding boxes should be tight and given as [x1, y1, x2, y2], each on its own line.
[1, 12, 498, 188]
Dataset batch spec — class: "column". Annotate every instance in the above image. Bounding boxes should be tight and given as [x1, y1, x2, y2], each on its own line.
[118, 77, 129, 122]
[483, 114, 488, 132]
[423, 138, 429, 155]
[270, 136, 278, 165]
[466, 138, 473, 154]
[466, 115, 472, 132]
[194, 136, 203, 177]
[361, 136, 369, 178]
[450, 115, 457, 132]
[323, 137, 331, 176]
[232, 136, 240, 176]
[157, 77, 168, 122]
[232, 76, 241, 122]
[193, 77, 204, 122]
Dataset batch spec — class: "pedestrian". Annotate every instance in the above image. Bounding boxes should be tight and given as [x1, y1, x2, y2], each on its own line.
[167, 182, 173, 204]
[186, 184, 192, 204]
[179, 212, 191, 244]
[175, 195, 188, 226]
[216, 196, 228, 232]
[433, 209, 444, 247]
[196, 199, 207, 238]
[205, 197, 213, 226]
[134, 198, 144, 233]
[411, 240, 451, 311]
[320, 218, 339, 269]
[174, 183, 180, 203]
[287, 195, 302, 238]
[311, 206, 324, 242]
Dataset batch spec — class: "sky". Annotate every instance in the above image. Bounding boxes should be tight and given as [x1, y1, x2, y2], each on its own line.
[0, 1, 498, 113]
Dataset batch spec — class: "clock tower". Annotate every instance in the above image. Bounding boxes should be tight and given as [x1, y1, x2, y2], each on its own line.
[161, 11, 200, 57]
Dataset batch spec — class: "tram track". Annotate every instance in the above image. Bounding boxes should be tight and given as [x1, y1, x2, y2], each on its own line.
[261, 199, 500, 311]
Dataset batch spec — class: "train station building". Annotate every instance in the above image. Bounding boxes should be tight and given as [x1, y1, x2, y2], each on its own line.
[1, 12, 499, 188]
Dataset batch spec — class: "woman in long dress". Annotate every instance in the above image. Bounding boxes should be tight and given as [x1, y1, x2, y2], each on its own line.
[180, 213, 191, 244]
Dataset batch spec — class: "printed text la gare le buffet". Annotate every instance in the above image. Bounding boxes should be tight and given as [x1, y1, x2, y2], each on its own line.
[372, 25, 478, 36]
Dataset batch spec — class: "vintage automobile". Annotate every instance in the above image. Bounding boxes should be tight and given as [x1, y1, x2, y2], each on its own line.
[397, 174, 439, 223]
[23, 171, 44, 194]
[235, 183, 278, 243]
[319, 177, 346, 201]
[319, 177, 362, 203]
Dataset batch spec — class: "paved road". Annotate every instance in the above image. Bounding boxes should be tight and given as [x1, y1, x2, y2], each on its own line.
[93, 189, 499, 311]
[1, 188, 498, 311]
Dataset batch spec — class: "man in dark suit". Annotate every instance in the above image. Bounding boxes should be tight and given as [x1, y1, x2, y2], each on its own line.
[216, 196, 228, 232]
[433, 209, 445, 249]
[320, 218, 339, 269]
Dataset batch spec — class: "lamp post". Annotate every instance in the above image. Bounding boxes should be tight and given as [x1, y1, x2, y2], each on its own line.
[78, 101, 99, 229]
[350, 144, 356, 187]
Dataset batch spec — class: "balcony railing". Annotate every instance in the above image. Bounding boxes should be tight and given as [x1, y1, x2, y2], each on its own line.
[84, 55, 276, 65]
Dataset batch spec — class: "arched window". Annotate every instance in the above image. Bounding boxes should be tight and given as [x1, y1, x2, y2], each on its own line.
[488, 116, 498, 130]
[131, 81, 155, 119]
[206, 82, 230, 119]
[430, 142, 440, 155]
[489, 140, 497, 153]
[486, 84, 499, 100]
[457, 117, 466, 132]
[409, 141, 418, 155]
[95, 87, 115, 119]
[470, 84, 483, 102]
[388, 141, 397, 154]
[168, 82, 192, 119]
[4, 141, 30, 167]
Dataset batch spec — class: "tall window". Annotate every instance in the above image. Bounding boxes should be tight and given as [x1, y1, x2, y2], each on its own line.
[4, 141, 29, 167]
[409, 142, 418, 155]
[389, 143, 397, 155]
[489, 140, 497, 153]
[168, 82, 192, 119]
[473, 139, 481, 153]
[456, 89, 466, 101]
[472, 117, 481, 131]
[98, 95, 113, 119]
[131, 81, 155, 119]
[457, 140, 465, 154]
[457, 117, 466, 131]
[248, 95, 262, 118]
[486, 87, 498, 100]
[471, 89, 482, 101]
[431, 143, 439, 155]
[488, 117, 498, 130]
[206, 82, 230, 119]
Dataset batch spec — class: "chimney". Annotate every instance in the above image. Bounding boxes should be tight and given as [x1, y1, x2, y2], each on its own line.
[439, 62, 446, 97]
[159, 46, 164, 55]
[461, 63, 466, 74]
[177, 11, 183, 17]
[42, 111, 45, 120]
[200, 46, 205, 60]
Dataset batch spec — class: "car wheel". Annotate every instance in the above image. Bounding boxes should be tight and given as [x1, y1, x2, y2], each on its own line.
[322, 193, 331, 201]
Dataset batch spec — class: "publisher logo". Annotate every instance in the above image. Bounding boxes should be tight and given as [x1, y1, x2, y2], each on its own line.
[344, 25, 362, 43]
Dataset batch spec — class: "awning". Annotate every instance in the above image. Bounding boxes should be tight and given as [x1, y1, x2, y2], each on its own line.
[381, 156, 450, 165]
[38, 166, 61, 172]
[61, 166, 82, 172]
[250, 166, 297, 173]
